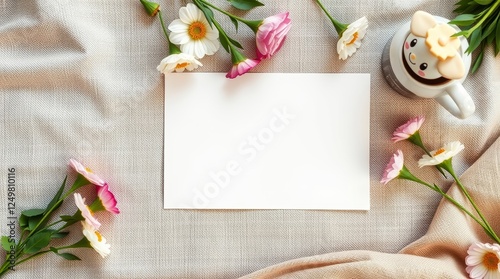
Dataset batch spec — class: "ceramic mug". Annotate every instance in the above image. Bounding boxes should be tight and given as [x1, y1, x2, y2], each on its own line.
[382, 11, 475, 119]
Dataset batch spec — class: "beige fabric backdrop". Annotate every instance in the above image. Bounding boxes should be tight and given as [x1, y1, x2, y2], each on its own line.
[0, 0, 499, 278]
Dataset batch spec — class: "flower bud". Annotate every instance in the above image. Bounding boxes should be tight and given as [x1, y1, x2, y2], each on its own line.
[140, 0, 160, 17]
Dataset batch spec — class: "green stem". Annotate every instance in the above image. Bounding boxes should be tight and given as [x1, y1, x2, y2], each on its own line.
[408, 132, 447, 178]
[158, 11, 181, 54]
[14, 250, 51, 267]
[314, 0, 348, 35]
[466, 0, 500, 37]
[210, 16, 237, 54]
[45, 219, 65, 229]
[449, 170, 500, 243]
[0, 259, 12, 277]
[399, 164, 499, 243]
[197, 0, 262, 32]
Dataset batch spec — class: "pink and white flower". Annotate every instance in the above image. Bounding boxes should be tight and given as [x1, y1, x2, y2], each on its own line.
[96, 184, 120, 214]
[226, 58, 260, 79]
[392, 116, 425, 143]
[466, 242, 500, 279]
[255, 12, 292, 60]
[380, 150, 404, 185]
[69, 159, 106, 187]
[74, 193, 101, 230]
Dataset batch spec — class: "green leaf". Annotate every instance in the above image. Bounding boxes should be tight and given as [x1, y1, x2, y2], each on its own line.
[45, 176, 67, 214]
[1, 236, 14, 251]
[23, 231, 52, 254]
[228, 36, 244, 49]
[50, 247, 81, 261]
[50, 231, 70, 239]
[56, 252, 81, 261]
[452, 30, 469, 38]
[230, 17, 239, 32]
[193, 0, 214, 28]
[496, 12, 500, 55]
[466, 28, 482, 53]
[60, 215, 75, 221]
[219, 34, 231, 53]
[227, 0, 264, 11]
[474, 0, 493, 5]
[481, 16, 498, 40]
[449, 14, 477, 26]
[19, 214, 29, 230]
[28, 214, 44, 232]
[21, 208, 45, 217]
[471, 49, 484, 73]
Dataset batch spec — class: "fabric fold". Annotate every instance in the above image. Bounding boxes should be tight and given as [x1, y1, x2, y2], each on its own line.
[241, 136, 500, 278]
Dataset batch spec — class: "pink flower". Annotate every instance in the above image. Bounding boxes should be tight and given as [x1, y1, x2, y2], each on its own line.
[255, 12, 292, 60]
[226, 58, 260, 79]
[74, 193, 101, 230]
[69, 159, 106, 187]
[96, 184, 120, 214]
[391, 116, 425, 143]
[380, 150, 404, 185]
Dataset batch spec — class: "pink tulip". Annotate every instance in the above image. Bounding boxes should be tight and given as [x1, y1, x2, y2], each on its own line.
[255, 12, 292, 60]
[226, 58, 260, 79]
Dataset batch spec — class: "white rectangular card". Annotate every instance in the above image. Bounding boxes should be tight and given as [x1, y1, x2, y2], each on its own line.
[164, 73, 370, 210]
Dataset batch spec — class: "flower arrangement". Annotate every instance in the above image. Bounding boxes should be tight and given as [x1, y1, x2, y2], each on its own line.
[450, 0, 500, 73]
[140, 0, 291, 78]
[313, 0, 368, 60]
[381, 116, 500, 278]
[0, 159, 119, 277]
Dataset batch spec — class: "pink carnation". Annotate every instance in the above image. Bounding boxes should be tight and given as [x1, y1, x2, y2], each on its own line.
[226, 58, 260, 79]
[97, 184, 120, 214]
[392, 116, 425, 143]
[69, 159, 106, 187]
[380, 150, 404, 185]
[255, 12, 292, 60]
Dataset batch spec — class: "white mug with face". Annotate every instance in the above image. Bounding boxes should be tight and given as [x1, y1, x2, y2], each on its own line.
[382, 11, 475, 119]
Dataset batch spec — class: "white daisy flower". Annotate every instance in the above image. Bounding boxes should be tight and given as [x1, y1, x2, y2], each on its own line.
[81, 221, 111, 258]
[168, 3, 220, 59]
[157, 53, 203, 74]
[466, 242, 500, 279]
[337, 16, 368, 60]
[418, 141, 464, 167]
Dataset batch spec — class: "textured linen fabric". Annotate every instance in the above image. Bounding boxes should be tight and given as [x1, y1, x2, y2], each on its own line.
[242, 137, 500, 278]
[0, 0, 499, 278]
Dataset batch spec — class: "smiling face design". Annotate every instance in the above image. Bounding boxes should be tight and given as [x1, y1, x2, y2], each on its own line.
[403, 33, 441, 80]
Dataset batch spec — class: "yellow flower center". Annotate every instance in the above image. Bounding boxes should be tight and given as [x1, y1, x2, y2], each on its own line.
[346, 32, 359, 46]
[188, 21, 207, 40]
[433, 148, 446, 156]
[483, 252, 500, 270]
[176, 62, 189, 69]
[94, 231, 103, 242]
[85, 167, 93, 173]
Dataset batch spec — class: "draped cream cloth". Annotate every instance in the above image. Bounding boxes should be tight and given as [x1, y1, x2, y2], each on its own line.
[241, 137, 500, 278]
[1, 0, 499, 278]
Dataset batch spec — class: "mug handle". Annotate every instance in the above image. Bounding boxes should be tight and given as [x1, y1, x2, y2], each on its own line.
[435, 82, 475, 119]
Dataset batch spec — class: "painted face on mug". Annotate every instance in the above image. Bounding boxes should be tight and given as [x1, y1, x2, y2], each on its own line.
[402, 33, 441, 80]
